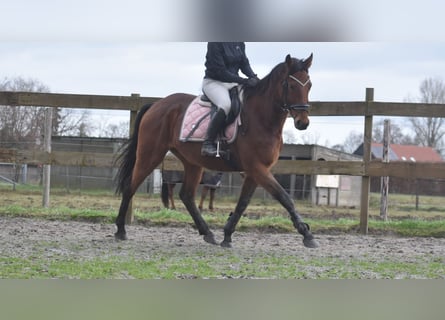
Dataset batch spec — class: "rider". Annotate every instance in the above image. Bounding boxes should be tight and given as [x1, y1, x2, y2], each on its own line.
[201, 42, 259, 157]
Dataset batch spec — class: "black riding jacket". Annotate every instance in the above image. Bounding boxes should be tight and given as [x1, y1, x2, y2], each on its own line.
[204, 42, 256, 84]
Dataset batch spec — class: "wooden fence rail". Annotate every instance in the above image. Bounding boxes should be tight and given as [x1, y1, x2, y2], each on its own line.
[3, 91, 445, 117]
[0, 91, 159, 111]
[2, 148, 445, 180]
[1, 89, 445, 233]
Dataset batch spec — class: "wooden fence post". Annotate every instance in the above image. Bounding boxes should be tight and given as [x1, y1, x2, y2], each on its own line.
[380, 119, 390, 220]
[360, 88, 374, 234]
[42, 107, 52, 208]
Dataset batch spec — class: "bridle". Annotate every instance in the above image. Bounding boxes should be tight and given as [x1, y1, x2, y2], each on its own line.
[289, 74, 311, 87]
[281, 72, 311, 113]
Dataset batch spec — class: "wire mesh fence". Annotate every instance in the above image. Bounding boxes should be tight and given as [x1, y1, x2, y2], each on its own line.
[2, 161, 445, 216]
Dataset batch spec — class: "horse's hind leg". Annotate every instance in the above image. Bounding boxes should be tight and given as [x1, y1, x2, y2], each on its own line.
[179, 165, 217, 245]
[115, 190, 132, 240]
[115, 148, 168, 240]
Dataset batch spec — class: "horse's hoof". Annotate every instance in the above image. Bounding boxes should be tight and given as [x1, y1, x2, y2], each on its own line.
[220, 241, 232, 248]
[303, 238, 319, 248]
[114, 232, 128, 241]
[203, 233, 218, 245]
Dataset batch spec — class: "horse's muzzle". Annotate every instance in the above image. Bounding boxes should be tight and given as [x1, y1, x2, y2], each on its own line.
[295, 118, 309, 130]
[288, 104, 310, 130]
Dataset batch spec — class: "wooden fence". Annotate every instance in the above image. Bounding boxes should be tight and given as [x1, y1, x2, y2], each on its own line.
[1, 89, 445, 233]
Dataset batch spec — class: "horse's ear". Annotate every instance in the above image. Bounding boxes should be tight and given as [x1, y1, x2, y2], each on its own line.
[303, 53, 313, 69]
[285, 54, 292, 67]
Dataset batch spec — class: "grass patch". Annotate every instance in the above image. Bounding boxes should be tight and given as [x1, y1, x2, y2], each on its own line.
[1, 252, 443, 279]
[1, 187, 444, 238]
[369, 219, 445, 237]
[0, 202, 444, 238]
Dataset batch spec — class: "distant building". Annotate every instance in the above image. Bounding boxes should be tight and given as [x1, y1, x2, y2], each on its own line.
[354, 143, 443, 162]
[50, 136, 126, 190]
[277, 144, 362, 207]
[354, 143, 444, 195]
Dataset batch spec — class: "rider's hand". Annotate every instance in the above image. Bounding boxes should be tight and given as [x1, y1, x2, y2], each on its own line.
[245, 76, 259, 87]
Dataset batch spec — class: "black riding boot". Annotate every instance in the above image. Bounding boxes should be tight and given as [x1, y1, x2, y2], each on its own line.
[201, 109, 227, 157]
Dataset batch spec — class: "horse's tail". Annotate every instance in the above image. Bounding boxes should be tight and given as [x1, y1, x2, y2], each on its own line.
[161, 182, 169, 208]
[115, 103, 153, 195]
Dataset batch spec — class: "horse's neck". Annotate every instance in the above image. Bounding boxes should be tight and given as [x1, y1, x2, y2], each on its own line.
[246, 95, 287, 132]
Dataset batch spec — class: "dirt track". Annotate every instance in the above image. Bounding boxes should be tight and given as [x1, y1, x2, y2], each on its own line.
[1, 216, 444, 278]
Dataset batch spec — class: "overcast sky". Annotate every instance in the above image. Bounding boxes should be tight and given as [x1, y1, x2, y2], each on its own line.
[1, 1, 445, 146]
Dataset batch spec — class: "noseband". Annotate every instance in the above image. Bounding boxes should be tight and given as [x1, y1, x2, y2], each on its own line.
[281, 74, 311, 113]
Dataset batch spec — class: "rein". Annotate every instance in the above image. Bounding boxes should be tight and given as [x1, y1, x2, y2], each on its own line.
[281, 74, 310, 113]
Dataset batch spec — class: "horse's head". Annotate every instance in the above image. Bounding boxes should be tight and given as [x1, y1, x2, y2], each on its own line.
[282, 53, 313, 130]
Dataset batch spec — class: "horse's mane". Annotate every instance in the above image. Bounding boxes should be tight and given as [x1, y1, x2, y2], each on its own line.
[243, 57, 306, 102]
[243, 62, 286, 101]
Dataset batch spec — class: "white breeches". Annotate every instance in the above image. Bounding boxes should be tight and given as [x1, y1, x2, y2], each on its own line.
[202, 78, 238, 116]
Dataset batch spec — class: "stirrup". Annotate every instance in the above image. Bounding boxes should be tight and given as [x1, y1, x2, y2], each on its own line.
[201, 141, 225, 157]
[216, 141, 221, 157]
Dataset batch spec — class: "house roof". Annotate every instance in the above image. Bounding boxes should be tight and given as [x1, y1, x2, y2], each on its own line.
[371, 143, 443, 162]
[370, 144, 399, 161]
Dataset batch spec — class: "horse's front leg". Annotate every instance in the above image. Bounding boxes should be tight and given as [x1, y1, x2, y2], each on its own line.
[256, 170, 319, 248]
[221, 175, 258, 248]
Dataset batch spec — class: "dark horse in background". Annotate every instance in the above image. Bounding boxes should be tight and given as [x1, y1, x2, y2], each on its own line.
[116, 54, 318, 248]
[161, 170, 223, 211]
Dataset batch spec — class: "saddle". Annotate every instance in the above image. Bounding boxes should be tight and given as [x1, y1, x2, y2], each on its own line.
[179, 87, 242, 144]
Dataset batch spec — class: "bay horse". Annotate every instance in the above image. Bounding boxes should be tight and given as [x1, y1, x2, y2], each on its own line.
[115, 53, 318, 248]
[161, 170, 223, 211]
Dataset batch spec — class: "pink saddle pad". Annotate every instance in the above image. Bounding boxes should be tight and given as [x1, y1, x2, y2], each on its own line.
[179, 96, 240, 143]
